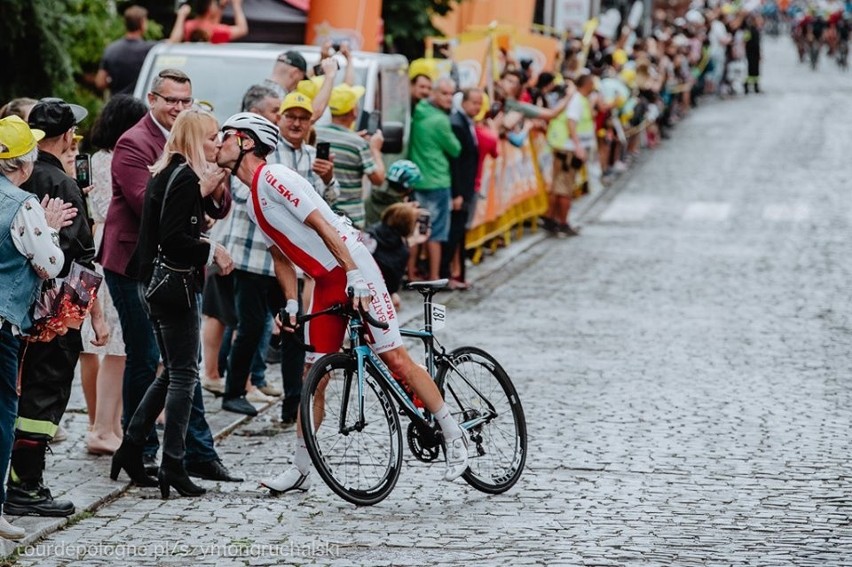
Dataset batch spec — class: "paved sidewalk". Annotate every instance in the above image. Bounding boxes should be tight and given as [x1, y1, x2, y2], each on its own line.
[0, 162, 613, 559]
[0, 381, 275, 558]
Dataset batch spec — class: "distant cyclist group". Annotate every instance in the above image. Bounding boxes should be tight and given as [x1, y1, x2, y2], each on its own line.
[783, 0, 851, 69]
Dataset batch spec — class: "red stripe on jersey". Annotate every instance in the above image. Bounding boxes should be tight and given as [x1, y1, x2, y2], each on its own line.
[250, 165, 327, 278]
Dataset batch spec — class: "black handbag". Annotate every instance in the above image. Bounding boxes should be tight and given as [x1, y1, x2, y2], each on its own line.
[570, 154, 585, 169]
[144, 255, 195, 310]
[143, 165, 195, 311]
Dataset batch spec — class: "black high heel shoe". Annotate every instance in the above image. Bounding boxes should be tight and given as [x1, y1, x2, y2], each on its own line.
[158, 456, 206, 499]
[110, 440, 159, 487]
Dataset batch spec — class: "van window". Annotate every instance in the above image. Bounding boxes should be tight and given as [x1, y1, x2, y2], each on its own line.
[380, 67, 409, 127]
[141, 52, 368, 121]
[144, 53, 277, 119]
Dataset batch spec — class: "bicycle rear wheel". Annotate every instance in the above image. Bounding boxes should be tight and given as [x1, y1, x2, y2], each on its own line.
[300, 353, 402, 506]
[437, 346, 527, 494]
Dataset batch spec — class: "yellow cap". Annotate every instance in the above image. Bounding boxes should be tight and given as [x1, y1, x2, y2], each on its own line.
[0, 116, 45, 159]
[619, 68, 637, 88]
[328, 84, 366, 116]
[613, 49, 628, 67]
[474, 91, 490, 122]
[296, 75, 325, 99]
[279, 92, 313, 115]
[409, 58, 437, 81]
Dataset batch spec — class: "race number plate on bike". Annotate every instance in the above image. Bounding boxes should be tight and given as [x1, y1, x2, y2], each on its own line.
[431, 303, 447, 331]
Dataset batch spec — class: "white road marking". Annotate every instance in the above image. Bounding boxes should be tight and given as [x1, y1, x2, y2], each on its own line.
[682, 202, 732, 222]
[599, 198, 655, 222]
[762, 203, 811, 222]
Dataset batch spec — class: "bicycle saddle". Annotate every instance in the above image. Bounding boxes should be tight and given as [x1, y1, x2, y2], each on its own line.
[405, 279, 449, 292]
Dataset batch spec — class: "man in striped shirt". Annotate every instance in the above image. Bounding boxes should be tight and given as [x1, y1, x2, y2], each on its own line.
[315, 84, 385, 228]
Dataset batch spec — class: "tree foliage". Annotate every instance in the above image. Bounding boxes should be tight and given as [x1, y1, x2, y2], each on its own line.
[2, 0, 464, 117]
[0, 0, 162, 123]
[382, 0, 465, 60]
[0, 0, 74, 104]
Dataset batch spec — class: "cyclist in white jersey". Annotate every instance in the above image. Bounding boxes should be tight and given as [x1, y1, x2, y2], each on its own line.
[215, 113, 470, 492]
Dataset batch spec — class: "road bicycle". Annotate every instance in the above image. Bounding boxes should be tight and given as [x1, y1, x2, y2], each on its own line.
[808, 34, 822, 70]
[837, 39, 849, 70]
[295, 279, 527, 506]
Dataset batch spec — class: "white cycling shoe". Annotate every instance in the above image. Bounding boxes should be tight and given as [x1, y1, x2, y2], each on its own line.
[0, 516, 25, 541]
[443, 435, 470, 481]
[260, 467, 311, 494]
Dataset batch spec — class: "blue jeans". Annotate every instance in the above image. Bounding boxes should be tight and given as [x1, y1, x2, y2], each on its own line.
[104, 269, 159, 454]
[413, 188, 451, 243]
[0, 323, 19, 504]
[104, 269, 217, 464]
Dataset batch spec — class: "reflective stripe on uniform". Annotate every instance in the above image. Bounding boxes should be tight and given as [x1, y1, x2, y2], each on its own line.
[15, 416, 58, 437]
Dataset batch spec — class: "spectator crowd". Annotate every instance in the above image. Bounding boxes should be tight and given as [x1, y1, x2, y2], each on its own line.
[0, 0, 774, 540]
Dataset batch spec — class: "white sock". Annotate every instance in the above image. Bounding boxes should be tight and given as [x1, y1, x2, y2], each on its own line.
[434, 403, 462, 441]
[293, 437, 311, 474]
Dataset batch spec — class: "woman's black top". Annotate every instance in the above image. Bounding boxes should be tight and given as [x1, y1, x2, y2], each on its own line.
[129, 155, 220, 292]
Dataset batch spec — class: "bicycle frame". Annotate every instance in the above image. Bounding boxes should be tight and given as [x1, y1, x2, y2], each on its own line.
[345, 307, 498, 437]
[302, 286, 499, 440]
[345, 314, 432, 430]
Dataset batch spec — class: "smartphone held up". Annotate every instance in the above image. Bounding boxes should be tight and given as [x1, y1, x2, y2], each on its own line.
[74, 153, 91, 190]
[315, 142, 330, 161]
[366, 110, 381, 135]
[417, 210, 431, 235]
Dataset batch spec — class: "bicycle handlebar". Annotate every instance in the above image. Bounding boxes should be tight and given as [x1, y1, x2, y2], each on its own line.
[277, 307, 316, 352]
[277, 288, 390, 352]
[358, 306, 390, 330]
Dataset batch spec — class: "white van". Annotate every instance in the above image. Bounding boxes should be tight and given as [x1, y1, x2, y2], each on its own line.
[133, 42, 409, 154]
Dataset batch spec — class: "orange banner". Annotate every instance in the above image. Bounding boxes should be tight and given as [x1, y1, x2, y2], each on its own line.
[470, 131, 548, 231]
[433, 0, 536, 37]
[450, 36, 491, 89]
[511, 31, 562, 74]
[305, 0, 382, 52]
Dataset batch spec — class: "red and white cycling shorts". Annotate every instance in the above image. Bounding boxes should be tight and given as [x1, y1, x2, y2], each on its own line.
[304, 244, 403, 364]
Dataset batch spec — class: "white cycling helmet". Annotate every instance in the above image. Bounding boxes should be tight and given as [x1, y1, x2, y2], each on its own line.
[221, 112, 280, 153]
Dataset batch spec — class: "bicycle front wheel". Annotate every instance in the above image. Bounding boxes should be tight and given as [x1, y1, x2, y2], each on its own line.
[437, 346, 527, 494]
[300, 353, 403, 506]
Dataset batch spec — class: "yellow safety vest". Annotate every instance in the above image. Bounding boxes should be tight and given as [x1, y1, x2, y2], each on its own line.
[546, 94, 594, 151]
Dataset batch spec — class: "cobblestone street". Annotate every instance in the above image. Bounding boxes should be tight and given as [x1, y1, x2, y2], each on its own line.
[9, 38, 852, 566]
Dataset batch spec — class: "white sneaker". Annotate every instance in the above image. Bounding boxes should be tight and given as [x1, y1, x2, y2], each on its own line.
[246, 389, 275, 404]
[260, 467, 311, 494]
[0, 516, 25, 541]
[257, 384, 283, 397]
[612, 160, 628, 173]
[443, 435, 470, 481]
[201, 377, 225, 395]
[49, 426, 67, 444]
